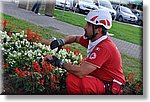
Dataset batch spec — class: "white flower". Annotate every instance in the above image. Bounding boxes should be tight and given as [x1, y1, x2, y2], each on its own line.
[73, 61, 78, 65]
[24, 34, 27, 38]
[37, 43, 43, 48]
[16, 33, 20, 36]
[1, 48, 4, 51]
[18, 52, 21, 56]
[28, 53, 32, 57]
[13, 51, 17, 54]
[20, 34, 23, 38]
[27, 50, 33, 57]
[20, 30, 24, 35]
[1, 30, 83, 79]
[37, 52, 42, 56]
[11, 33, 15, 37]
[64, 59, 71, 63]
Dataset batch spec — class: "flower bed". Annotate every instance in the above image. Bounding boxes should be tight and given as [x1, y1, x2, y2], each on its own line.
[0, 30, 83, 94]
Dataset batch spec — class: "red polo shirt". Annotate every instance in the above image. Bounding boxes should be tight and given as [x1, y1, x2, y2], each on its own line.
[79, 35, 126, 84]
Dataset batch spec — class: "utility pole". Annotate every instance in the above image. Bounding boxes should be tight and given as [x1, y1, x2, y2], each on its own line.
[62, 0, 67, 16]
[119, 0, 122, 6]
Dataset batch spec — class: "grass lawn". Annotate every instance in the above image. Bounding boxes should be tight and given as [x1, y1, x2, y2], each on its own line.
[0, 12, 143, 94]
[52, 9, 143, 45]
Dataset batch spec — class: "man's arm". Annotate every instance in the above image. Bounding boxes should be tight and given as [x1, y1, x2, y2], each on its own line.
[43, 55, 97, 78]
[64, 35, 81, 44]
[40, 35, 81, 45]
[40, 39, 50, 45]
[63, 61, 97, 78]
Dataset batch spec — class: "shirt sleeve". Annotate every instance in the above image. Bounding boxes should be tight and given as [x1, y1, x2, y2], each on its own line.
[79, 35, 89, 48]
[85, 46, 110, 68]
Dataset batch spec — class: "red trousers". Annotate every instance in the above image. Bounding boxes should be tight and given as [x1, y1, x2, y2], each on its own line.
[66, 74, 105, 95]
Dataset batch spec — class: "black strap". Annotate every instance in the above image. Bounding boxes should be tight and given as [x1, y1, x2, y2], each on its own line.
[104, 81, 124, 95]
[91, 24, 98, 40]
[104, 81, 112, 95]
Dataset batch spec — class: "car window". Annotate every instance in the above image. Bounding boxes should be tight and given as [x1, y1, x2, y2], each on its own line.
[58, 0, 69, 2]
[57, 0, 70, 3]
[98, 0, 113, 9]
[80, 0, 93, 3]
[121, 6, 133, 14]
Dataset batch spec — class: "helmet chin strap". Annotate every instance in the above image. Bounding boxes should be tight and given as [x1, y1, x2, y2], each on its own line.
[84, 25, 98, 40]
[91, 24, 98, 40]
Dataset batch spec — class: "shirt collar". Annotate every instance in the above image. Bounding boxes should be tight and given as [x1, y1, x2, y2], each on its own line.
[89, 35, 108, 46]
[87, 35, 108, 57]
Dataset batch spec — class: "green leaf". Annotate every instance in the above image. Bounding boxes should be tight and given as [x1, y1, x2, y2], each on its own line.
[38, 84, 45, 92]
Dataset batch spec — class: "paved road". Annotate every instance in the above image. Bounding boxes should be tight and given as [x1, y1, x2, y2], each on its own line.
[0, 1, 142, 59]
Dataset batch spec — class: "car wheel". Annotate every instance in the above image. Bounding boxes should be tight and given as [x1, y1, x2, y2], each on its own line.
[137, 20, 143, 26]
[118, 16, 123, 22]
[75, 5, 80, 13]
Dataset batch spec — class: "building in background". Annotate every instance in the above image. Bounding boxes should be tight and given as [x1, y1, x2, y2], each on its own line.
[128, 0, 143, 11]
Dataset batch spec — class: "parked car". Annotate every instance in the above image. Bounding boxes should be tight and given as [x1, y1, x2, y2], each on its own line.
[131, 9, 143, 26]
[116, 6, 138, 23]
[93, 0, 116, 20]
[75, 0, 99, 14]
[55, 0, 71, 10]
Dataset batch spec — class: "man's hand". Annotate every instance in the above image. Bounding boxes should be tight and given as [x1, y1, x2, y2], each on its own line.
[50, 39, 65, 50]
[44, 55, 64, 68]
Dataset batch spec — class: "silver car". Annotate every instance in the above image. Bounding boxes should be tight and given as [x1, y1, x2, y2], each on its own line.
[56, 0, 71, 10]
[131, 9, 143, 26]
[94, 0, 116, 20]
[75, 0, 99, 14]
[116, 6, 138, 23]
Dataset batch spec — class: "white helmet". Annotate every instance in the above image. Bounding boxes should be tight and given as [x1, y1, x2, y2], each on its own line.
[85, 9, 112, 29]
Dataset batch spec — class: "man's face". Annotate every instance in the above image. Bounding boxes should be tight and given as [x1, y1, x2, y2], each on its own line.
[84, 22, 94, 40]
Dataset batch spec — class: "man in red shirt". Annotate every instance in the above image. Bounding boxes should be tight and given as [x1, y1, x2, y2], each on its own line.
[44, 9, 126, 95]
